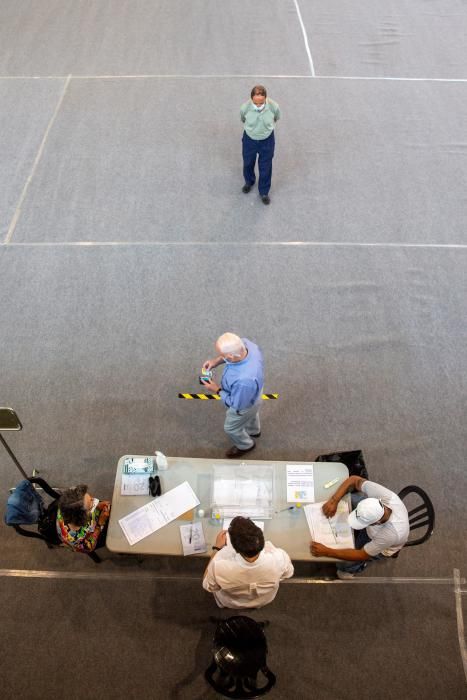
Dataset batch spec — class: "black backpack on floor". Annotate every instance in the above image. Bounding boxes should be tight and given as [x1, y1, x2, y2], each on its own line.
[315, 449, 369, 480]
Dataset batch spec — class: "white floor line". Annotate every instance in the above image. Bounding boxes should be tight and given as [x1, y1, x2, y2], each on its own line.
[2, 74, 467, 83]
[292, 0, 315, 77]
[454, 569, 467, 684]
[3, 75, 71, 245]
[286, 576, 465, 585]
[0, 73, 312, 80]
[2, 240, 467, 250]
[0, 568, 463, 586]
[0, 568, 200, 582]
[318, 75, 467, 84]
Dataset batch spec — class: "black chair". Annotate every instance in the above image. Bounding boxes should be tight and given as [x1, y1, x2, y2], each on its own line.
[205, 616, 276, 699]
[9, 476, 102, 563]
[398, 485, 435, 546]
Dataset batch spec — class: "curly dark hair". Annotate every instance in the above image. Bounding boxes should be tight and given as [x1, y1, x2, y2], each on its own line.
[251, 85, 267, 99]
[228, 516, 264, 558]
[58, 484, 89, 528]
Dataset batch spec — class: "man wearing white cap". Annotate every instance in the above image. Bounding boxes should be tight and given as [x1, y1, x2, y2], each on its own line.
[310, 476, 409, 579]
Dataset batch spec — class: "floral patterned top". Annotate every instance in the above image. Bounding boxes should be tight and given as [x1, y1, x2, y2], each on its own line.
[56, 500, 111, 552]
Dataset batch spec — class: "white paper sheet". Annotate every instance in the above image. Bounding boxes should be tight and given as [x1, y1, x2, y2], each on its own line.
[119, 481, 200, 546]
[121, 474, 149, 496]
[180, 522, 207, 555]
[286, 464, 315, 503]
[304, 501, 354, 549]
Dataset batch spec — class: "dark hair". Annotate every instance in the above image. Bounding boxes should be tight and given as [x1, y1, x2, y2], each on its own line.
[251, 85, 267, 99]
[58, 484, 89, 527]
[229, 516, 264, 558]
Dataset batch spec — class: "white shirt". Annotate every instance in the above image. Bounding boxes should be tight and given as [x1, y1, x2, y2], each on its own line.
[362, 481, 410, 557]
[203, 541, 294, 609]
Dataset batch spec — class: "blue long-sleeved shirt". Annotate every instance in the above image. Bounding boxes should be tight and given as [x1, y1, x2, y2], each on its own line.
[218, 339, 264, 411]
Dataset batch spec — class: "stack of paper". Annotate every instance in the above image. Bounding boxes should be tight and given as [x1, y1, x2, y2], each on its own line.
[119, 481, 200, 546]
[121, 474, 149, 496]
[179, 522, 207, 556]
[304, 501, 354, 549]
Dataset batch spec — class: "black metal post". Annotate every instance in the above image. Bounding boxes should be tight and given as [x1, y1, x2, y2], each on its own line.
[0, 433, 28, 479]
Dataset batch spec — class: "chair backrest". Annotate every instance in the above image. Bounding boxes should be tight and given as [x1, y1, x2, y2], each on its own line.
[205, 616, 276, 698]
[398, 485, 435, 546]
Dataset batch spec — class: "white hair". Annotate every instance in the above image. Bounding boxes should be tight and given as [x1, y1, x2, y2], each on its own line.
[216, 333, 245, 357]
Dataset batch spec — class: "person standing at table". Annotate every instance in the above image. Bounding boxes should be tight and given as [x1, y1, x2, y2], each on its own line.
[310, 476, 409, 579]
[201, 333, 264, 458]
[240, 85, 280, 205]
[203, 516, 294, 608]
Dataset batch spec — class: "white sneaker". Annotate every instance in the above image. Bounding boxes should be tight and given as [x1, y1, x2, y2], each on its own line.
[336, 569, 357, 580]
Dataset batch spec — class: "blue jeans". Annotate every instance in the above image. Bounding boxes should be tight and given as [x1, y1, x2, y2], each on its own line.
[242, 131, 275, 196]
[336, 492, 384, 574]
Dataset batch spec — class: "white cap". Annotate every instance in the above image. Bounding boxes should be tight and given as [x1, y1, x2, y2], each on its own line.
[348, 498, 384, 530]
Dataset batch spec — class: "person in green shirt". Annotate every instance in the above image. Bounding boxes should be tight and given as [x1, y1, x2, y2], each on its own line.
[240, 85, 281, 205]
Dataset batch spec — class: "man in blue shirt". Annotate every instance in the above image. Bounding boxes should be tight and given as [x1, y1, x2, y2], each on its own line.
[202, 333, 264, 458]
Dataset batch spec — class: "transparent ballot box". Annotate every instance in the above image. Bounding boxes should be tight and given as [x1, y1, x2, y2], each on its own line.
[211, 463, 275, 520]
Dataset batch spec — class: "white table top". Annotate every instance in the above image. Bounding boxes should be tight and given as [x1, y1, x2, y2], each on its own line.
[106, 455, 350, 561]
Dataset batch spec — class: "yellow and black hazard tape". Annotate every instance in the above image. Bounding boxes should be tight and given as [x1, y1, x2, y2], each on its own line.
[178, 393, 279, 400]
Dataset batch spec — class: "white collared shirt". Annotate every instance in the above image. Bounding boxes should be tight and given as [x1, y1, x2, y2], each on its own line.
[203, 541, 294, 609]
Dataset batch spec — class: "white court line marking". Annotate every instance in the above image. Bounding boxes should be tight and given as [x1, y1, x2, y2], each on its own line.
[2, 74, 467, 83]
[3, 75, 71, 245]
[0, 74, 311, 80]
[286, 576, 465, 585]
[454, 569, 467, 684]
[319, 75, 467, 84]
[292, 0, 315, 77]
[0, 568, 463, 585]
[3, 241, 467, 250]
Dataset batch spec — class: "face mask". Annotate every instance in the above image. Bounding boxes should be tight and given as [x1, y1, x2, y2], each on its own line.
[254, 103, 266, 112]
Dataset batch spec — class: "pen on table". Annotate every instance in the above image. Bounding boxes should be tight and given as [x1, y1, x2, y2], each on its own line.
[278, 506, 295, 513]
[328, 519, 338, 544]
[189, 525, 192, 544]
[324, 477, 340, 489]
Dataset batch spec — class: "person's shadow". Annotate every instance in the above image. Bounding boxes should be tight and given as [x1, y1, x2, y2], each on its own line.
[150, 584, 226, 700]
[168, 618, 219, 700]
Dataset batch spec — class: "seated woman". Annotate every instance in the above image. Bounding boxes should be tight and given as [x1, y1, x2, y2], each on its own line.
[56, 484, 111, 553]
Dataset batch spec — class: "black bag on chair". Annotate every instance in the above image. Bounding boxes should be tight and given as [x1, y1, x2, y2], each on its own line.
[37, 500, 62, 545]
[315, 450, 369, 480]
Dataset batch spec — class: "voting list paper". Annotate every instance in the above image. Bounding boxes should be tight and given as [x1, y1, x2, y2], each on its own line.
[286, 464, 315, 503]
[304, 501, 354, 549]
[119, 481, 200, 546]
[180, 522, 207, 556]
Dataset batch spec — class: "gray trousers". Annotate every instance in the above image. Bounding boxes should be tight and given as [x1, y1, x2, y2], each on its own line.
[224, 404, 261, 449]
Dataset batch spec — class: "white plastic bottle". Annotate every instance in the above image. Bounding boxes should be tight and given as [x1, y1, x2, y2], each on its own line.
[154, 450, 169, 471]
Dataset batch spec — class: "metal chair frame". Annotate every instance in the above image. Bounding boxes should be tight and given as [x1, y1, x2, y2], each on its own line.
[398, 484, 435, 546]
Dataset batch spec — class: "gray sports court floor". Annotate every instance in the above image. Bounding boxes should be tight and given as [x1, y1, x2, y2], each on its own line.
[0, 1, 466, 698]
